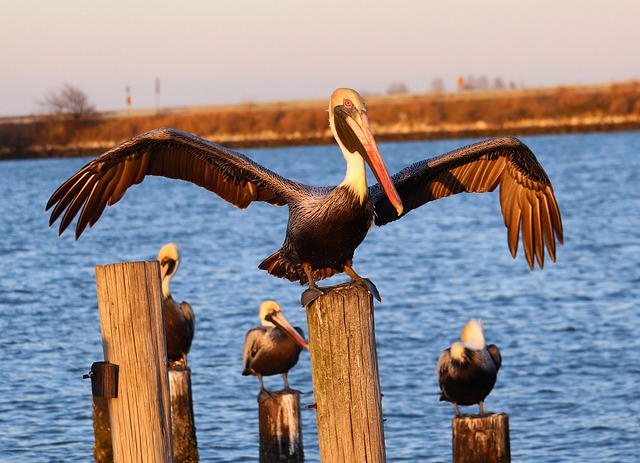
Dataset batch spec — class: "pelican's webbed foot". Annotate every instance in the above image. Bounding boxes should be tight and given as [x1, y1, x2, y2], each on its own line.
[282, 373, 302, 396]
[257, 375, 276, 403]
[301, 262, 329, 307]
[344, 265, 382, 302]
[349, 277, 381, 302]
[301, 286, 327, 307]
[258, 387, 276, 403]
[301, 263, 382, 306]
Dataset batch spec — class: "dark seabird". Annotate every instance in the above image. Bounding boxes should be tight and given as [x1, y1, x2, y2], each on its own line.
[242, 300, 308, 400]
[437, 319, 502, 415]
[158, 242, 195, 367]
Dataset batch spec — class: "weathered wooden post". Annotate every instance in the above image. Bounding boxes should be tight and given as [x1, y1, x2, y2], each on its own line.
[452, 413, 510, 463]
[258, 391, 304, 462]
[306, 285, 386, 462]
[86, 361, 117, 462]
[95, 261, 173, 463]
[89, 370, 198, 463]
[91, 396, 113, 462]
[169, 366, 199, 462]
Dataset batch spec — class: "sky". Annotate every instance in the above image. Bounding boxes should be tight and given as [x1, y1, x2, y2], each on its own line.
[2, 0, 639, 116]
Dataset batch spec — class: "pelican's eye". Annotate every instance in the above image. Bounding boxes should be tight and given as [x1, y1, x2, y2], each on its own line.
[343, 98, 353, 108]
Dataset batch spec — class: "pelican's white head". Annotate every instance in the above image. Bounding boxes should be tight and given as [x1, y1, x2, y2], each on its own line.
[258, 300, 309, 349]
[329, 88, 403, 216]
[460, 318, 486, 350]
[259, 300, 281, 327]
[158, 242, 181, 297]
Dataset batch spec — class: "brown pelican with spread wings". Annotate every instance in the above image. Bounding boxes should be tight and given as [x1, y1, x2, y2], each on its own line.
[46, 88, 563, 306]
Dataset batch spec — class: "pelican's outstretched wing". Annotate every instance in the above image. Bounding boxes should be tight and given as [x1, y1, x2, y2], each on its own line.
[46, 128, 306, 238]
[370, 137, 563, 269]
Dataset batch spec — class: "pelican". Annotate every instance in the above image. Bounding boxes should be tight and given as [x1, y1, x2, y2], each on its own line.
[437, 319, 502, 416]
[46, 88, 563, 306]
[242, 300, 309, 400]
[158, 242, 195, 367]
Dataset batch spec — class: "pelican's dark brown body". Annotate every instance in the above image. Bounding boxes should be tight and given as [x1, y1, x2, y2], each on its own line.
[164, 296, 194, 364]
[243, 326, 305, 378]
[158, 243, 195, 366]
[260, 186, 373, 284]
[438, 347, 501, 406]
[242, 301, 308, 396]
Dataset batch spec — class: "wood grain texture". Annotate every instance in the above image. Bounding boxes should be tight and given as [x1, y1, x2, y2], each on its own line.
[258, 391, 304, 463]
[95, 261, 173, 463]
[169, 367, 199, 463]
[452, 413, 510, 463]
[306, 285, 386, 463]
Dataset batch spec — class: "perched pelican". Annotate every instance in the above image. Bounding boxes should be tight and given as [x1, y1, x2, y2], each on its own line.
[242, 301, 309, 400]
[158, 243, 195, 367]
[437, 319, 502, 416]
[46, 88, 563, 306]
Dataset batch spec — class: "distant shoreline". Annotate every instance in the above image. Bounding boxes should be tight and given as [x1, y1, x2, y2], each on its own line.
[2, 81, 639, 160]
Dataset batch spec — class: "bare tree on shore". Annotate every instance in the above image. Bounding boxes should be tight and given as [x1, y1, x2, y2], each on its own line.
[38, 83, 97, 120]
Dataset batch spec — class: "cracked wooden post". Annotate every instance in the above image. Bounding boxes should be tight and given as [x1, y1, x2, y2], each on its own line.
[452, 413, 510, 463]
[95, 261, 173, 463]
[258, 391, 304, 462]
[306, 285, 386, 462]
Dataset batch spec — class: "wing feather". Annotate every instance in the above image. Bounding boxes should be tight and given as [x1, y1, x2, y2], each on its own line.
[507, 205, 521, 258]
[76, 162, 122, 236]
[48, 171, 92, 226]
[521, 194, 534, 269]
[110, 159, 140, 205]
[371, 136, 563, 269]
[547, 188, 563, 243]
[539, 195, 555, 260]
[46, 128, 304, 237]
[58, 178, 97, 234]
[532, 193, 544, 268]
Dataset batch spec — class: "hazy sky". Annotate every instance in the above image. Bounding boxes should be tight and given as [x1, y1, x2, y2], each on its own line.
[2, 0, 638, 116]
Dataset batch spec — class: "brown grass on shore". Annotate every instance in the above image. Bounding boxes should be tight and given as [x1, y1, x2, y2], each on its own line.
[1, 81, 639, 160]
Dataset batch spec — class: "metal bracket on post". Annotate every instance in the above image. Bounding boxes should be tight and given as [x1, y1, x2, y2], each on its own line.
[84, 361, 119, 398]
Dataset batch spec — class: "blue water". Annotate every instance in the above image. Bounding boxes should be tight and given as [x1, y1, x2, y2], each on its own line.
[0, 132, 639, 462]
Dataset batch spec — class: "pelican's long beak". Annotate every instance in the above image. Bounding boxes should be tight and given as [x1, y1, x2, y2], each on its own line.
[160, 260, 169, 281]
[345, 111, 404, 217]
[266, 310, 310, 349]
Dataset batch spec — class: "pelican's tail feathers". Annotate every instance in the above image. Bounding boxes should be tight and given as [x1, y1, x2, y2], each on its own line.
[259, 249, 341, 284]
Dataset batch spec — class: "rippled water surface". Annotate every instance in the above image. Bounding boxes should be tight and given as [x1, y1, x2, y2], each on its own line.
[1, 132, 639, 462]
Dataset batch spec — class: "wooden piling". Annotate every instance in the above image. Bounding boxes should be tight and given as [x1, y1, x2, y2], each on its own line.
[306, 285, 386, 463]
[95, 261, 173, 463]
[91, 396, 113, 462]
[169, 366, 199, 463]
[452, 413, 510, 463]
[258, 391, 304, 463]
[87, 362, 117, 462]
